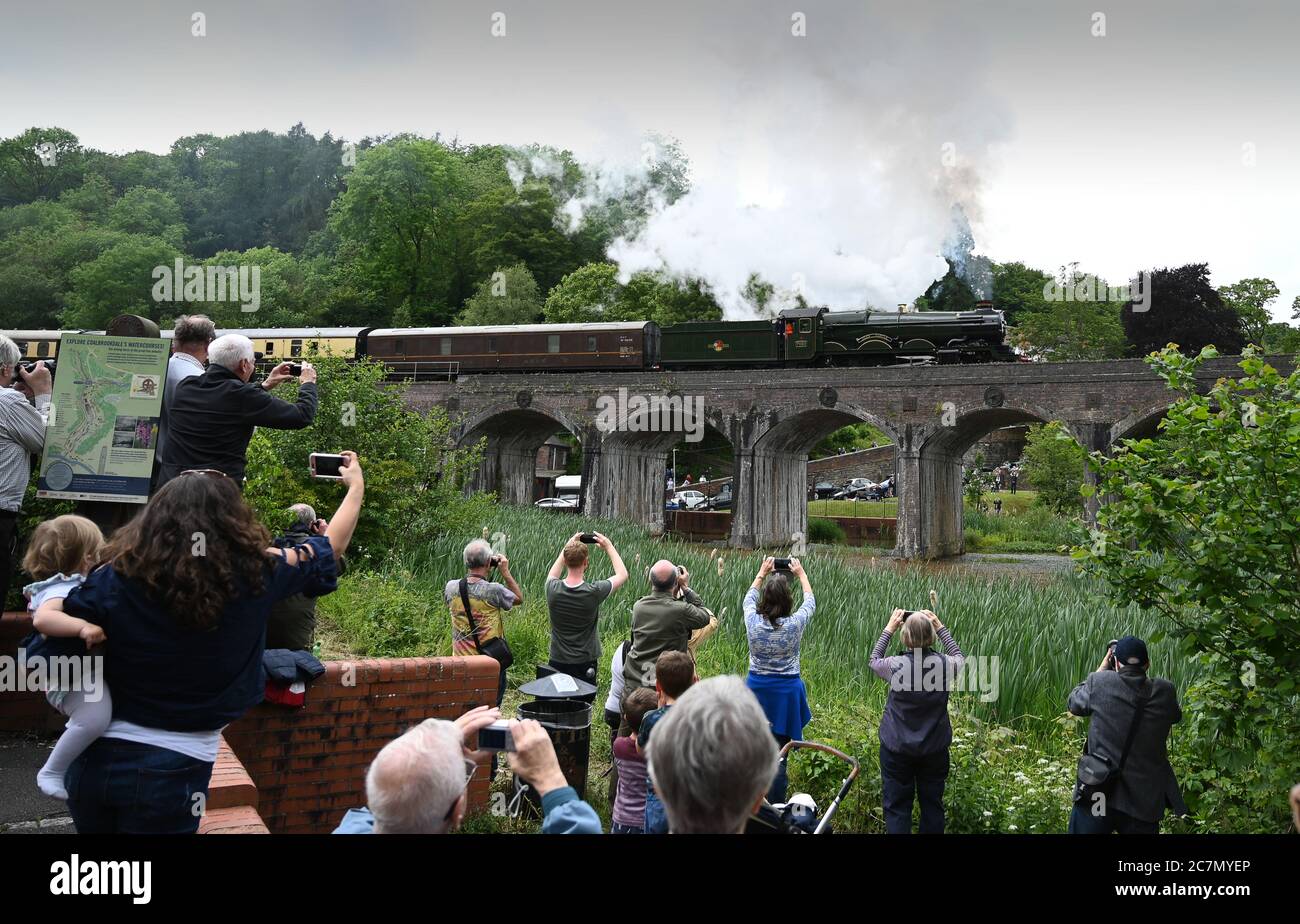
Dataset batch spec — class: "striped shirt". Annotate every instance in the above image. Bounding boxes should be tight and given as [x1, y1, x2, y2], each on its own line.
[0, 389, 50, 512]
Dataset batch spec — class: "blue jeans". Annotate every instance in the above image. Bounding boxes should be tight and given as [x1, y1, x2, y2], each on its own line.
[611, 822, 644, 834]
[66, 737, 215, 834]
[645, 787, 668, 834]
[1068, 803, 1159, 834]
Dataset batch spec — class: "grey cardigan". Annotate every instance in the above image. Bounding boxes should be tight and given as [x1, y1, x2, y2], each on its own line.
[1068, 669, 1189, 823]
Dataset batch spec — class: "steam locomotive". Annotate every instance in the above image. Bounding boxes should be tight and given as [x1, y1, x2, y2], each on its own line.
[3, 302, 1017, 379]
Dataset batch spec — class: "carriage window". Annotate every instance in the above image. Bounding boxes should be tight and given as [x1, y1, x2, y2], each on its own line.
[548, 335, 560, 353]
[265, 342, 274, 354]
[799, 319, 812, 334]
[290, 340, 303, 357]
[488, 337, 497, 353]
[440, 337, 452, 356]
[36, 341, 50, 357]
[587, 336, 597, 352]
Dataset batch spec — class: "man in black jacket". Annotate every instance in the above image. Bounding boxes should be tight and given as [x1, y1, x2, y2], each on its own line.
[156, 333, 317, 486]
[1067, 635, 1188, 833]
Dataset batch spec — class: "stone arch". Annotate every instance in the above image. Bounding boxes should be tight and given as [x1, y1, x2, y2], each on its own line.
[731, 400, 901, 550]
[454, 400, 586, 507]
[1109, 400, 1175, 446]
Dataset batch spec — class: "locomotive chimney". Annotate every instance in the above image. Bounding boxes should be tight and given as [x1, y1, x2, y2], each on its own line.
[976, 300, 994, 312]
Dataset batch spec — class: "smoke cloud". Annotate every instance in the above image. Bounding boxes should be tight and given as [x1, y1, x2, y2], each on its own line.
[556, 2, 1012, 317]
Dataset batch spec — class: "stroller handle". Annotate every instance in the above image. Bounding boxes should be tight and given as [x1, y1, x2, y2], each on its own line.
[779, 739, 860, 782]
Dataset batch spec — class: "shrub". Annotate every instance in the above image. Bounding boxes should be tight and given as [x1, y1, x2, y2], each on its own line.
[807, 517, 847, 544]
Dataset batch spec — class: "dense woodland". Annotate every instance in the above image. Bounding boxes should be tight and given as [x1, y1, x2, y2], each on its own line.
[2, 124, 1299, 359]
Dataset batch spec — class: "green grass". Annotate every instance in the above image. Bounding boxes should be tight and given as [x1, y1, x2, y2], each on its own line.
[313, 504, 1210, 832]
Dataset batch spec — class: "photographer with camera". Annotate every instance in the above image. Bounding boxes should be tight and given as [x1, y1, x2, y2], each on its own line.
[622, 559, 716, 703]
[1067, 635, 1187, 834]
[156, 334, 317, 488]
[445, 539, 522, 776]
[869, 607, 965, 833]
[0, 335, 52, 606]
[744, 556, 815, 802]
[334, 706, 600, 834]
[545, 530, 628, 697]
[267, 503, 334, 650]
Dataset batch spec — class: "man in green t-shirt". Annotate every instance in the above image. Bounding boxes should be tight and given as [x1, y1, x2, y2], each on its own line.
[546, 531, 628, 697]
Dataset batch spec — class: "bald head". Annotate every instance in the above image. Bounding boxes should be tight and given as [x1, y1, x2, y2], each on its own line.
[650, 559, 678, 592]
[365, 719, 468, 834]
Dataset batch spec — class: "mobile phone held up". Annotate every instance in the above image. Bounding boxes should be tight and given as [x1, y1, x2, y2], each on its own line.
[773, 558, 792, 572]
[580, 533, 597, 544]
[309, 452, 346, 480]
[477, 720, 515, 752]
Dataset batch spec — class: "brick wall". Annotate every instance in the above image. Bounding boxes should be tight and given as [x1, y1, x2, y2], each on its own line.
[221, 655, 500, 834]
[2, 610, 500, 834]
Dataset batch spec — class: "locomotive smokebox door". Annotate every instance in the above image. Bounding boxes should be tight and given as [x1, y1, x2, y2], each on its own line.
[778, 306, 825, 364]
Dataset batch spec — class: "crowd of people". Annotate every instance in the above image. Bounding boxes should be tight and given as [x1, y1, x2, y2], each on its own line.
[3, 325, 1293, 835]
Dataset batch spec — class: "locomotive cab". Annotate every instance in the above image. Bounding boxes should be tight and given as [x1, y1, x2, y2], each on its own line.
[777, 307, 825, 364]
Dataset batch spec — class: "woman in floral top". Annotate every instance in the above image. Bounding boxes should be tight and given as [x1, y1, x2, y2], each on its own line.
[743, 556, 815, 802]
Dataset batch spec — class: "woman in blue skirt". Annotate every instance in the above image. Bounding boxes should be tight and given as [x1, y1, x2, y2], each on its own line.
[744, 556, 816, 803]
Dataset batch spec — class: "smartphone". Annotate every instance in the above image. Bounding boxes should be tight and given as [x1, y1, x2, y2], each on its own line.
[477, 720, 515, 752]
[309, 453, 345, 480]
[580, 533, 597, 544]
[773, 558, 792, 571]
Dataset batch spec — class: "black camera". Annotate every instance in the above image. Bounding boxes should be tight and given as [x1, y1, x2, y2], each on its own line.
[10, 360, 54, 384]
[490, 555, 502, 567]
[773, 558, 792, 571]
[288, 363, 303, 376]
[579, 533, 597, 544]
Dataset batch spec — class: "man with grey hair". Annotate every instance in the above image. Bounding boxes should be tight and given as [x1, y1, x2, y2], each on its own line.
[267, 502, 331, 650]
[334, 705, 600, 834]
[647, 675, 778, 834]
[153, 314, 216, 473]
[0, 335, 52, 604]
[156, 333, 317, 486]
[446, 540, 523, 728]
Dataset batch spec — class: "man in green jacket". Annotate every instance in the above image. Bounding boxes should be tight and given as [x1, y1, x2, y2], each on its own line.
[622, 559, 716, 699]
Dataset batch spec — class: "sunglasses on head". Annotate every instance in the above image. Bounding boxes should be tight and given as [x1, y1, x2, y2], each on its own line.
[179, 468, 228, 478]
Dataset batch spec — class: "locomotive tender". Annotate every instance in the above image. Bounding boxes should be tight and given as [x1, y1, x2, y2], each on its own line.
[3, 302, 1016, 380]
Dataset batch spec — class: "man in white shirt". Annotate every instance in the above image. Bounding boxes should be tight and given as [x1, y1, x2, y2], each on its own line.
[0, 334, 52, 605]
[154, 315, 216, 477]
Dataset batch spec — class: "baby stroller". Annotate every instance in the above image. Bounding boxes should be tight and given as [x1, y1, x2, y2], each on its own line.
[745, 740, 859, 834]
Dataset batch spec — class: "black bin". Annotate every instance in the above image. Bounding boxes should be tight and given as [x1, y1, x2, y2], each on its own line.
[517, 697, 593, 801]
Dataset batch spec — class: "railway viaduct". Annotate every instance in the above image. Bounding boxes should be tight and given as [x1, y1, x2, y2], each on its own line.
[401, 355, 1284, 558]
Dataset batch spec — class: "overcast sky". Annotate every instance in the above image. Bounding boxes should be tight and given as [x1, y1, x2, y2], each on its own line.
[3, 0, 1297, 317]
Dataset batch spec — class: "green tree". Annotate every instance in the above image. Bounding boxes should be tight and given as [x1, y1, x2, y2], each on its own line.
[0, 127, 87, 207]
[63, 235, 181, 327]
[1218, 277, 1279, 348]
[990, 261, 1053, 326]
[1076, 346, 1300, 831]
[811, 423, 889, 458]
[544, 262, 626, 323]
[242, 356, 493, 565]
[107, 186, 186, 247]
[1020, 421, 1086, 515]
[1122, 263, 1245, 357]
[456, 264, 543, 326]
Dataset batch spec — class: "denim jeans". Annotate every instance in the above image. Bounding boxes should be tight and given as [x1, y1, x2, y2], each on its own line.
[880, 745, 949, 834]
[66, 737, 215, 834]
[644, 787, 669, 834]
[1068, 803, 1159, 834]
[611, 822, 644, 834]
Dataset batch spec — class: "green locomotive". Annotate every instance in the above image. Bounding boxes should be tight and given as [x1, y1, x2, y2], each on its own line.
[656, 302, 1016, 368]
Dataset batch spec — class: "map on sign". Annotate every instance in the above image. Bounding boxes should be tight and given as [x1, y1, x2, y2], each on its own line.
[37, 334, 169, 504]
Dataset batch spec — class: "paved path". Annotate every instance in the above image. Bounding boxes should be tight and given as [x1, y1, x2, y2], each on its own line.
[0, 732, 73, 834]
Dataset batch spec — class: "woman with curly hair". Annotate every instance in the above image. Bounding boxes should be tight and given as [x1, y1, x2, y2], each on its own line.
[33, 452, 365, 833]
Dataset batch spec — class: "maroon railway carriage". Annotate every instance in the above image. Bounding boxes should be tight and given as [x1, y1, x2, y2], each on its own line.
[363, 322, 660, 374]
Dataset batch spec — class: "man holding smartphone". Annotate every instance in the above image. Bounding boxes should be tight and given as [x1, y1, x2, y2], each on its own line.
[545, 530, 628, 697]
[156, 334, 317, 487]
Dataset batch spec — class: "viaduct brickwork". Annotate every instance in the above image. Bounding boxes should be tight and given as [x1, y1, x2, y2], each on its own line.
[403, 356, 1284, 559]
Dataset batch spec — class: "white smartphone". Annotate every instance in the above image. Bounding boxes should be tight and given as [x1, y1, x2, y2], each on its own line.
[308, 453, 346, 480]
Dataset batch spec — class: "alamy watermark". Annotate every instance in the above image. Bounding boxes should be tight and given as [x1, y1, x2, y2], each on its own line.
[0, 652, 104, 701]
[151, 258, 260, 313]
[1043, 270, 1151, 313]
[595, 388, 704, 442]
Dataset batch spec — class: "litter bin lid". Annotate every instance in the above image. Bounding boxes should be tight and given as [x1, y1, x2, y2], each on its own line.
[519, 673, 597, 699]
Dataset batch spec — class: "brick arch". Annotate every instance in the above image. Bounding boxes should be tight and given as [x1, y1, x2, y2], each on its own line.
[453, 400, 585, 451]
[1109, 401, 1175, 446]
[919, 401, 1064, 458]
[751, 398, 901, 455]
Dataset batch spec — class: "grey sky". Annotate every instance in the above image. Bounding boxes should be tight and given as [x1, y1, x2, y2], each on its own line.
[3, 0, 1297, 316]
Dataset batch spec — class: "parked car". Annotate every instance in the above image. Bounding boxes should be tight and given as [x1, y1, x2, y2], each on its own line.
[536, 496, 578, 509]
[833, 477, 876, 500]
[673, 490, 708, 510]
[706, 483, 733, 510]
[812, 481, 837, 499]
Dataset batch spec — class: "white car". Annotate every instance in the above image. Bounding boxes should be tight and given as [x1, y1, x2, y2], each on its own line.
[673, 490, 708, 509]
[535, 496, 578, 508]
